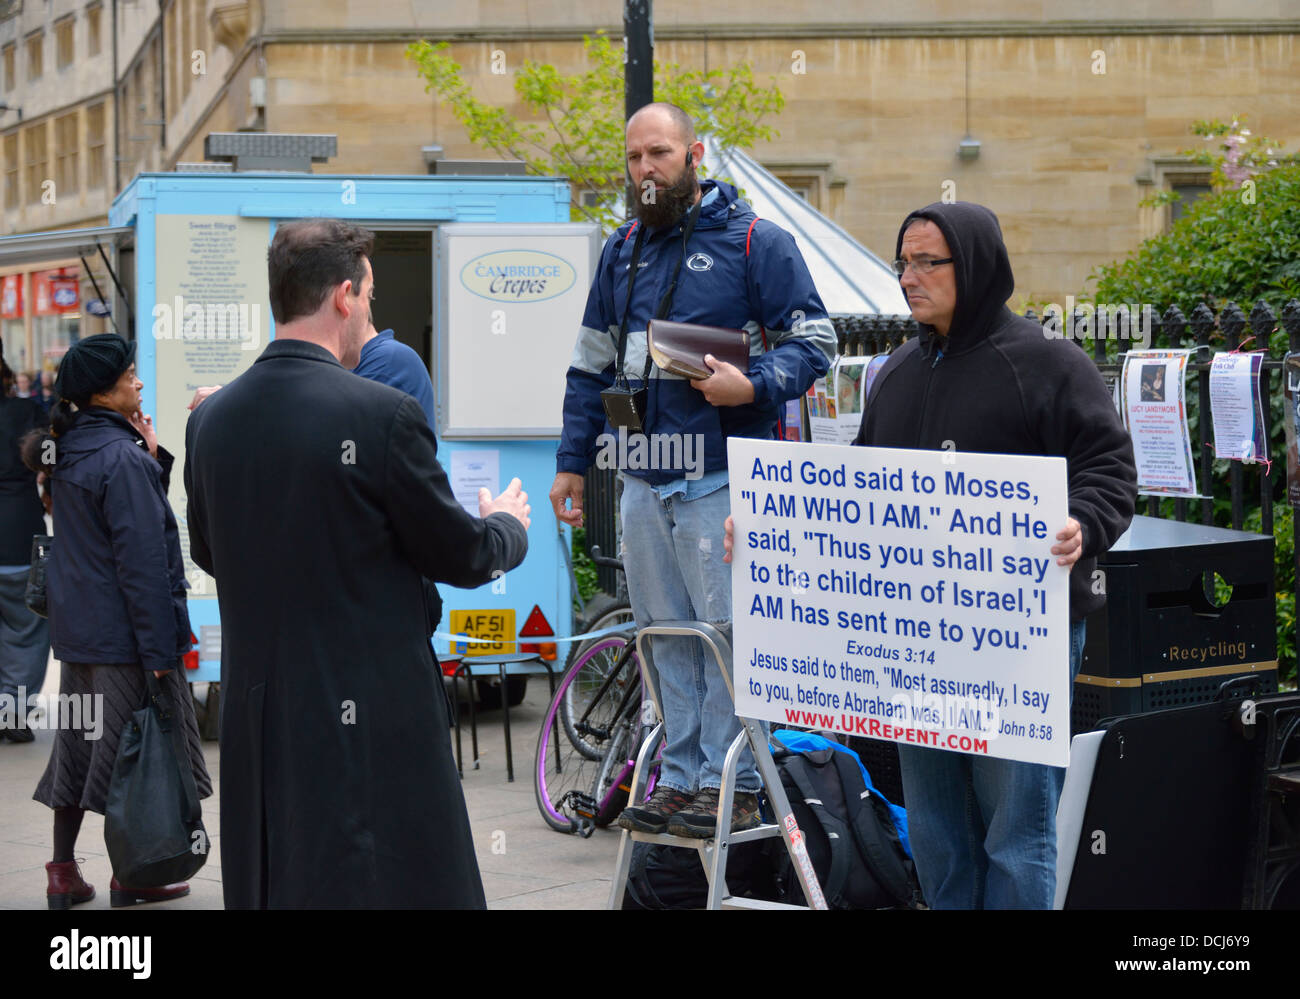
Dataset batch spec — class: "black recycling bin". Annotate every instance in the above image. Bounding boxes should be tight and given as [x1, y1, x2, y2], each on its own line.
[1073, 515, 1278, 735]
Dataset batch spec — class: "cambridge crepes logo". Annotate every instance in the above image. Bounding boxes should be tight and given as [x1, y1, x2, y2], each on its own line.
[459, 250, 577, 303]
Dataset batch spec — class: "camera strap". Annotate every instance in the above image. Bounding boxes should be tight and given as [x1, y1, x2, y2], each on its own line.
[613, 198, 703, 387]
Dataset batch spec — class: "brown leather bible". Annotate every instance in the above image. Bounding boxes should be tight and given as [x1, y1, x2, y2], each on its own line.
[646, 320, 750, 380]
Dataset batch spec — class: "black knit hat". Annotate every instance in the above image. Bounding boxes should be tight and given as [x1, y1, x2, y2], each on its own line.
[54, 334, 136, 406]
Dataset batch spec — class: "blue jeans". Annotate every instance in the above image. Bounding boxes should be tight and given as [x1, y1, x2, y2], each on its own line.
[619, 474, 760, 794]
[897, 618, 1086, 909]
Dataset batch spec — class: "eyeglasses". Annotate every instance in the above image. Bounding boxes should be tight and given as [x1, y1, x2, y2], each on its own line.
[892, 256, 954, 276]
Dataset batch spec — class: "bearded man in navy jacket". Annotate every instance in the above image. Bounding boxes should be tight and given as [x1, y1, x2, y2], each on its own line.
[551, 103, 835, 837]
[852, 202, 1137, 908]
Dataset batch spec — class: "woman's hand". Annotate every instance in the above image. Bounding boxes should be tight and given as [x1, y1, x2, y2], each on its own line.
[130, 410, 158, 458]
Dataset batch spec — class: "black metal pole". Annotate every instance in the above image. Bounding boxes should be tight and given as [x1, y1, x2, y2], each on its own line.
[624, 0, 653, 216]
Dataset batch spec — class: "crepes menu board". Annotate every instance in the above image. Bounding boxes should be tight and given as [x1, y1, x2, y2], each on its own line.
[154, 214, 271, 599]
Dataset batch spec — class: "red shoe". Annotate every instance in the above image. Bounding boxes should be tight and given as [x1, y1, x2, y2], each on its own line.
[109, 876, 191, 908]
[46, 860, 95, 910]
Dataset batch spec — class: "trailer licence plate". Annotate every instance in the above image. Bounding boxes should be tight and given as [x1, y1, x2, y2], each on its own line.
[449, 610, 516, 655]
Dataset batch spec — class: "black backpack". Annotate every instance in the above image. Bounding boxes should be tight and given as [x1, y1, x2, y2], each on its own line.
[767, 737, 923, 909]
[621, 837, 779, 910]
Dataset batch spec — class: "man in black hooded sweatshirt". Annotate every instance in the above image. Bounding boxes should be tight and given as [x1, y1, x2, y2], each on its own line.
[854, 202, 1136, 909]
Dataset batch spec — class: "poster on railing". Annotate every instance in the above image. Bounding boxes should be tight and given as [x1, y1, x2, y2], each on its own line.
[806, 374, 836, 443]
[1122, 349, 1198, 497]
[807, 356, 870, 445]
[728, 438, 1072, 768]
[831, 356, 869, 443]
[1209, 352, 1268, 463]
[1284, 354, 1300, 508]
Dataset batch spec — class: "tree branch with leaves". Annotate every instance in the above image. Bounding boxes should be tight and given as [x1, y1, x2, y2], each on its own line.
[406, 32, 784, 233]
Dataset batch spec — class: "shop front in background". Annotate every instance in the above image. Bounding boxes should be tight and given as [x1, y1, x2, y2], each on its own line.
[0, 264, 113, 387]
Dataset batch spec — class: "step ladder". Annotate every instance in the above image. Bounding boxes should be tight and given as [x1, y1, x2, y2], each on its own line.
[607, 621, 827, 910]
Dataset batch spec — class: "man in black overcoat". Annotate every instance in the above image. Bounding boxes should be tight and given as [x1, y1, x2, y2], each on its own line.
[183, 219, 530, 908]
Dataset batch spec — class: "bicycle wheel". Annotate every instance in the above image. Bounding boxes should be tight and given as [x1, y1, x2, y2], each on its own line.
[564, 593, 634, 759]
[534, 636, 642, 834]
[561, 619, 637, 759]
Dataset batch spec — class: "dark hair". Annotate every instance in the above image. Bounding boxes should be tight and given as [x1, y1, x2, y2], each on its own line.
[1, 357, 11, 395]
[20, 398, 76, 474]
[267, 219, 374, 325]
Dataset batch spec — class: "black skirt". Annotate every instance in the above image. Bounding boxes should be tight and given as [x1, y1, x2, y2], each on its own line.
[33, 662, 213, 814]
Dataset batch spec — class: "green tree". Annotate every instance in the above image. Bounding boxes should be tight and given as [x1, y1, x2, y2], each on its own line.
[1095, 166, 1300, 312]
[406, 32, 784, 232]
[1091, 117, 1300, 686]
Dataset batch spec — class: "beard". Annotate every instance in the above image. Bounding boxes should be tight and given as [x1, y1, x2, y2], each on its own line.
[634, 162, 701, 229]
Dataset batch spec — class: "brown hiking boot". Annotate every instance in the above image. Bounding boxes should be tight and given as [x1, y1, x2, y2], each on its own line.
[666, 787, 762, 839]
[616, 785, 695, 834]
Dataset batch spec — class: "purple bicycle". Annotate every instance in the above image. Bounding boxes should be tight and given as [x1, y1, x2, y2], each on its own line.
[534, 631, 657, 835]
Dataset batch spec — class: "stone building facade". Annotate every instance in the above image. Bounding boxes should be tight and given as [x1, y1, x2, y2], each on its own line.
[0, 0, 1296, 361]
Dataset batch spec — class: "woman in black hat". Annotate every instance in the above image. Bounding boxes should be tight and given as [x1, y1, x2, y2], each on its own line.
[21, 333, 211, 909]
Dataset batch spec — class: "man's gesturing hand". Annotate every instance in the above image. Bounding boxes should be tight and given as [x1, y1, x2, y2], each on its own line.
[188, 385, 223, 411]
[1051, 516, 1083, 567]
[480, 477, 531, 530]
[550, 472, 584, 527]
[691, 354, 755, 407]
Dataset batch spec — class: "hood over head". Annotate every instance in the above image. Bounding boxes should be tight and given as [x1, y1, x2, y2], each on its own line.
[895, 202, 1015, 349]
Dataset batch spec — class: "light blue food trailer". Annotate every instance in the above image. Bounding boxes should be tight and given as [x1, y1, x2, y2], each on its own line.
[0, 158, 599, 712]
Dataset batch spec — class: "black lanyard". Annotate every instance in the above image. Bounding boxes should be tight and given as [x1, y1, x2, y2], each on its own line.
[613, 199, 703, 387]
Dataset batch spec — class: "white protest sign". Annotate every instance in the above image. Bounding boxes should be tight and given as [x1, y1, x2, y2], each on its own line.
[729, 439, 1072, 768]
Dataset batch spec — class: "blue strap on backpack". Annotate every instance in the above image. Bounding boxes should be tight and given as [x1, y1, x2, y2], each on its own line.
[773, 728, 911, 857]
[771, 729, 922, 909]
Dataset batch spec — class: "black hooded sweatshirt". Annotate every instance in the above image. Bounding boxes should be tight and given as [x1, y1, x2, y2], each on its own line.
[854, 202, 1137, 620]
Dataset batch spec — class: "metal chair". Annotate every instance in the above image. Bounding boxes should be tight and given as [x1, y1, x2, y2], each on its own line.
[449, 652, 555, 782]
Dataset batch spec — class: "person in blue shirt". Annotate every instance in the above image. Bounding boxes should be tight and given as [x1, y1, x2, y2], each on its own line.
[352, 322, 437, 429]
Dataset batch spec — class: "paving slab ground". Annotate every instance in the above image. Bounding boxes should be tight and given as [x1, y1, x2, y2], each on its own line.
[0, 668, 621, 910]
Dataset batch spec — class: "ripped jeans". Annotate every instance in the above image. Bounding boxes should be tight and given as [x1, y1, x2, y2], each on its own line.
[619, 473, 760, 793]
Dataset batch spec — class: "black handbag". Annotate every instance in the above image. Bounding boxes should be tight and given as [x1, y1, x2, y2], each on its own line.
[104, 672, 209, 887]
[24, 535, 51, 618]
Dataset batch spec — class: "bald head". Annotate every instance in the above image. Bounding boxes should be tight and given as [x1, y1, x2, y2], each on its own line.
[627, 102, 696, 146]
